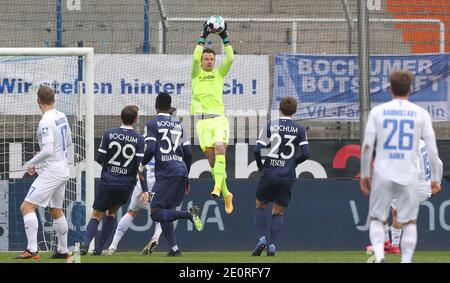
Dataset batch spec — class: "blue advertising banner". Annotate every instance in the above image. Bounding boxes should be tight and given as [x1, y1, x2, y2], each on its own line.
[7, 179, 450, 251]
[274, 54, 450, 120]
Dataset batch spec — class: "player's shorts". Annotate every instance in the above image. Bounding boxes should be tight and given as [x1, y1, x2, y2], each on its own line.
[150, 176, 187, 209]
[93, 184, 134, 212]
[369, 170, 419, 224]
[391, 181, 432, 210]
[256, 176, 294, 208]
[25, 172, 69, 209]
[196, 115, 229, 152]
[128, 174, 156, 211]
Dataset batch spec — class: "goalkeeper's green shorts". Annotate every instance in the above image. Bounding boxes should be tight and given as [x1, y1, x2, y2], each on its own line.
[196, 115, 229, 152]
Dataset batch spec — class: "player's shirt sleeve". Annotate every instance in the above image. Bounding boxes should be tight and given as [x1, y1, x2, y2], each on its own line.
[299, 126, 309, 147]
[363, 109, 377, 147]
[142, 122, 157, 166]
[180, 124, 191, 147]
[218, 44, 234, 77]
[28, 142, 53, 166]
[136, 135, 145, 162]
[144, 121, 157, 144]
[364, 108, 376, 134]
[255, 122, 271, 169]
[296, 126, 311, 165]
[256, 122, 271, 147]
[39, 119, 54, 145]
[421, 110, 442, 182]
[361, 109, 377, 178]
[95, 130, 109, 164]
[421, 109, 435, 139]
[192, 45, 203, 79]
[136, 136, 149, 192]
[28, 119, 55, 166]
[180, 126, 192, 174]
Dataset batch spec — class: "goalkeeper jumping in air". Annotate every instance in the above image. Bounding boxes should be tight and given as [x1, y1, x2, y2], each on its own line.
[191, 18, 234, 214]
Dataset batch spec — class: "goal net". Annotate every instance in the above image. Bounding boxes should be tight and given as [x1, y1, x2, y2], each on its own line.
[0, 48, 94, 252]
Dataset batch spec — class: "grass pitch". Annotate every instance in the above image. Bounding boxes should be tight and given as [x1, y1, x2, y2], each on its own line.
[1, 251, 450, 263]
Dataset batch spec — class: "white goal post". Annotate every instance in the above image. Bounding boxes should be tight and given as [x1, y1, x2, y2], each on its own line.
[0, 47, 94, 250]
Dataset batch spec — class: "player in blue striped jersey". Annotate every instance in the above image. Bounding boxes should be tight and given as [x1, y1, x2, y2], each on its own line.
[102, 107, 178, 256]
[140, 92, 202, 256]
[252, 97, 311, 256]
[80, 105, 147, 255]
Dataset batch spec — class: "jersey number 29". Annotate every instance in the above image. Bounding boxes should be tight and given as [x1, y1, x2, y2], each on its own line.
[108, 141, 136, 167]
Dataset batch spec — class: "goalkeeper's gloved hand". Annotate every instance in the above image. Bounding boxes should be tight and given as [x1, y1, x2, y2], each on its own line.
[218, 22, 230, 46]
[198, 21, 210, 45]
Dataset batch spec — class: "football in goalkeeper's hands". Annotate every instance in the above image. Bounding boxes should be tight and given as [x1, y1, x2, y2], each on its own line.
[206, 15, 225, 34]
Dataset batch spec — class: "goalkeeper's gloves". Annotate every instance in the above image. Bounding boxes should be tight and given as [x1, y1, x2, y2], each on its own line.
[219, 22, 230, 46]
[198, 21, 210, 45]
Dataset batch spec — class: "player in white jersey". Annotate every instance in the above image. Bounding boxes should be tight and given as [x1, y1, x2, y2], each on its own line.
[102, 160, 162, 255]
[15, 86, 72, 260]
[389, 139, 443, 251]
[360, 70, 442, 263]
[365, 139, 443, 254]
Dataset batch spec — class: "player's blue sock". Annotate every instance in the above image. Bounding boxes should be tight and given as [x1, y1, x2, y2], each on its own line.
[84, 218, 99, 247]
[95, 215, 115, 252]
[269, 214, 284, 245]
[255, 208, 268, 240]
[151, 209, 191, 223]
[161, 222, 177, 249]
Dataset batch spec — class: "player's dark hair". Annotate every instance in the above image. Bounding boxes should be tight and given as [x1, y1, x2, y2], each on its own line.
[121, 105, 139, 125]
[202, 48, 216, 57]
[37, 86, 55, 105]
[130, 105, 139, 112]
[279, 96, 297, 116]
[389, 70, 413, 97]
[155, 92, 171, 112]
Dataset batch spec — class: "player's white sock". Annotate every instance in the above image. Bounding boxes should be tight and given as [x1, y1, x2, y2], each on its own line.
[400, 223, 417, 263]
[391, 226, 403, 247]
[53, 215, 68, 254]
[23, 212, 39, 253]
[151, 222, 162, 242]
[172, 245, 179, 252]
[384, 223, 390, 242]
[369, 220, 385, 263]
[109, 213, 134, 250]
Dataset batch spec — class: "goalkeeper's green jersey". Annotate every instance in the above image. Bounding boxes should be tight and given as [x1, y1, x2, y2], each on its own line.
[191, 44, 234, 115]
